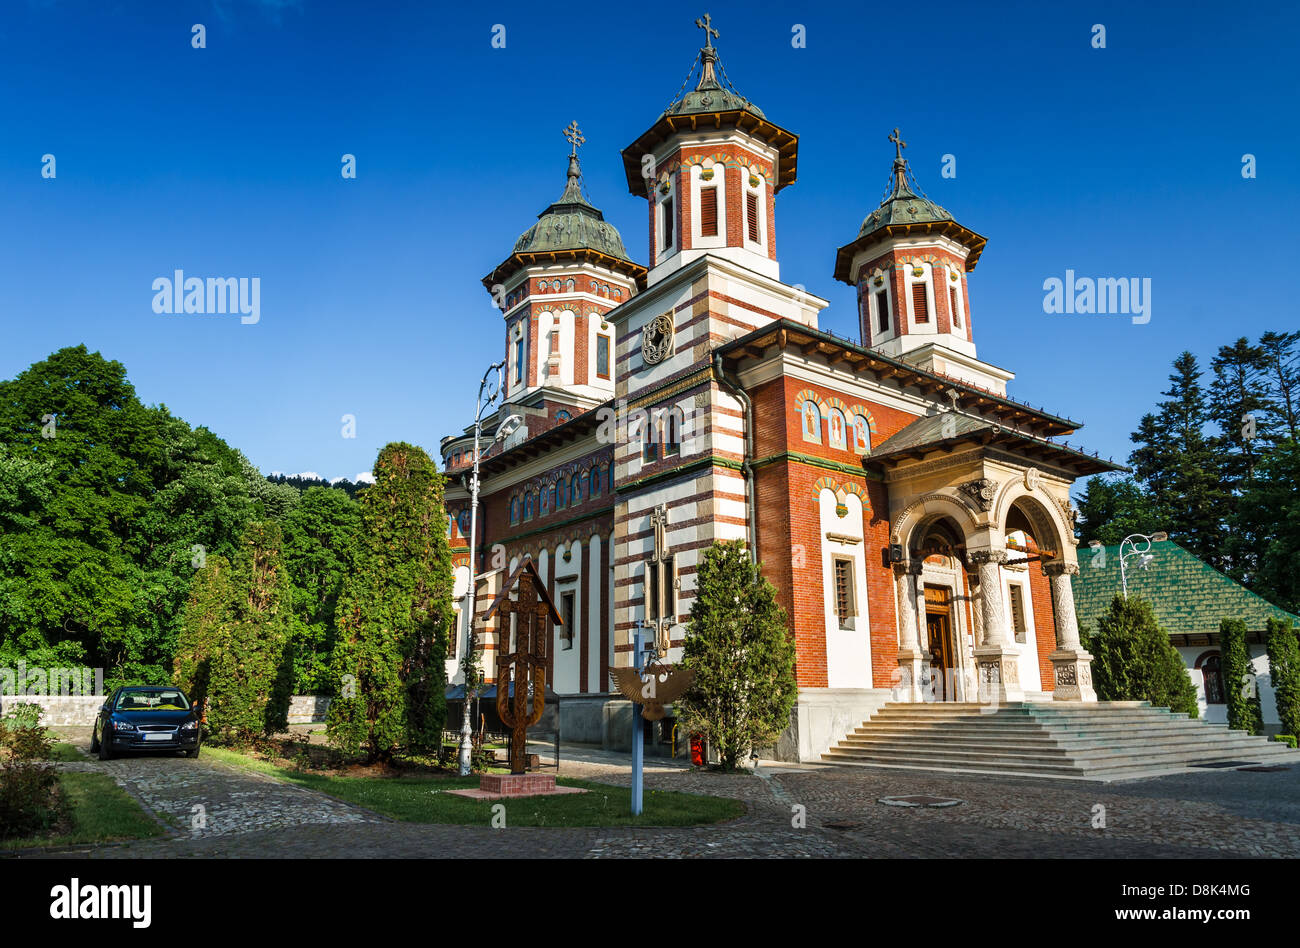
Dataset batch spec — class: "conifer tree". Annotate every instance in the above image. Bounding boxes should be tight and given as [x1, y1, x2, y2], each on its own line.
[674, 541, 797, 770]
[1084, 594, 1198, 717]
[1220, 618, 1263, 735]
[173, 521, 294, 744]
[1128, 352, 1226, 570]
[1259, 330, 1300, 442]
[1265, 617, 1300, 739]
[327, 443, 453, 763]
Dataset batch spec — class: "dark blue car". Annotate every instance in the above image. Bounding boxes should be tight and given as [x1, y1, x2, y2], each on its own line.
[91, 686, 202, 760]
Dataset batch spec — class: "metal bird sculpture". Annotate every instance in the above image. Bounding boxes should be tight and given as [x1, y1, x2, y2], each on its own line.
[609, 664, 695, 721]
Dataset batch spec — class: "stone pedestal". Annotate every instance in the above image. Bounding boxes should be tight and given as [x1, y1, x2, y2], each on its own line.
[444, 772, 587, 801]
[893, 562, 926, 702]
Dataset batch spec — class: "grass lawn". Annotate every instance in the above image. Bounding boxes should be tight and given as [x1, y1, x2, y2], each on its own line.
[203, 745, 745, 827]
[50, 742, 86, 761]
[1, 772, 166, 850]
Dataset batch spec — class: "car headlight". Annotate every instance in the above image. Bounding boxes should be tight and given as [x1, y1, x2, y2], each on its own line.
[110, 720, 135, 732]
[180, 720, 198, 731]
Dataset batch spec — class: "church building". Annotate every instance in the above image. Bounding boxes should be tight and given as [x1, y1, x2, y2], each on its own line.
[440, 19, 1120, 762]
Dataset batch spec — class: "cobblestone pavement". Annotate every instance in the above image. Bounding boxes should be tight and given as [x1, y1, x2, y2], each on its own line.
[17, 732, 1298, 859]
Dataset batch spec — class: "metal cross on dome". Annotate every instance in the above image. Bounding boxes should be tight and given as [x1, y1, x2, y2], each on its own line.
[695, 12, 719, 48]
[563, 120, 585, 158]
[890, 127, 907, 161]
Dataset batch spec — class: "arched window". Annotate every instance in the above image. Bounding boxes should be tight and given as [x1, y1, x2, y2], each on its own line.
[801, 399, 823, 443]
[642, 418, 658, 463]
[665, 407, 682, 456]
[853, 415, 872, 454]
[590, 466, 601, 497]
[1197, 652, 1225, 705]
[457, 509, 470, 536]
[828, 409, 848, 450]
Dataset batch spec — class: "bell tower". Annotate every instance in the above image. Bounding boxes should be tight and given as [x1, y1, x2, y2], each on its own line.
[833, 130, 1013, 395]
[621, 14, 799, 287]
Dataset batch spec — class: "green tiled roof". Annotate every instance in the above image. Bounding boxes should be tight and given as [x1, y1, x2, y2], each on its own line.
[1073, 539, 1298, 637]
[858, 173, 955, 240]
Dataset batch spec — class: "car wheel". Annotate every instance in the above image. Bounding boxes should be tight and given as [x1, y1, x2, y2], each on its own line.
[89, 726, 100, 754]
[186, 745, 201, 759]
[98, 736, 113, 761]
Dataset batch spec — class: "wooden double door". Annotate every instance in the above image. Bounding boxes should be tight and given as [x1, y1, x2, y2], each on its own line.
[924, 585, 959, 701]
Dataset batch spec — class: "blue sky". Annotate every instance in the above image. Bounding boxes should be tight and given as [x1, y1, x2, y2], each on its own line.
[2, 0, 1297, 488]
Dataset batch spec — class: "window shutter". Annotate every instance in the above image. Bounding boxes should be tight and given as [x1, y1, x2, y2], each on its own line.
[912, 281, 929, 322]
[646, 560, 660, 623]
[700, 187, 718, 237]
[746, 192, 759, 243]
[875, 290, 889, 333]
[663, 198, 674, 249]
[950, 286, 961, 327]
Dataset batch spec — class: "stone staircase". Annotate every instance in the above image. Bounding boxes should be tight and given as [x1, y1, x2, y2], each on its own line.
[821, 701, 1300, 781]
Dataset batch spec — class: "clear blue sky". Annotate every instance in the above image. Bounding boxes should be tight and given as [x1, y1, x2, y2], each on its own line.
[2, 0, 1296, 486]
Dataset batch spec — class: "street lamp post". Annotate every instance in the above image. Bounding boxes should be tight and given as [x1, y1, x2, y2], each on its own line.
[1118, 531, 1168, 598]
[457, 361, 521, 777]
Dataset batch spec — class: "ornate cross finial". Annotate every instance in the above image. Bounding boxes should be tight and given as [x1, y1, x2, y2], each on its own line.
[695, 12, 719, 48]
[563, 120, 585, 158]
[889, 127, 907, 161]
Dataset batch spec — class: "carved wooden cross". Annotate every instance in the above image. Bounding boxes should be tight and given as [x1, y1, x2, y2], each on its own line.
[890, 127, 907, 161]
[490, 564, 555, 774]
[646, 505, 672, 654]
[695, 12, 719, 48]
[563, 120, 585, 158]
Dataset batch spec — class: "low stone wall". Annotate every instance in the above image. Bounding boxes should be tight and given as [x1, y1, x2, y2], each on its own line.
[776, 688, 894, 763]
[288, 695, 330, 724]
[0, 695, 103, 727]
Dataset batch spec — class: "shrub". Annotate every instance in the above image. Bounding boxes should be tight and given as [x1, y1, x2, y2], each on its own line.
[673, 541, 797, 771]
[1220, 618, 1264, 735]
[1271, 734, 1298, 749]
[1265, 618, 1300, 739]
[1084, 594, 1199, 717]
[0, 759, 64, 839]
[2, 703, 43, 730]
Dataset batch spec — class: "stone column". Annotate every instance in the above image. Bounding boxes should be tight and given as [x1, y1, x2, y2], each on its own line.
[892, 561, 925, 702]
[1043, 562, 1097, 701]
[967, 549, 1024, 704]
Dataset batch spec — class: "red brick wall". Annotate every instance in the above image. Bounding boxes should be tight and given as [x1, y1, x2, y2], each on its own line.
[1030, 560, 1056, 691]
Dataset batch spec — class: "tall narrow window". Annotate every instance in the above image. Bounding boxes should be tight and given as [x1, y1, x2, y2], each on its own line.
[665, 409, 681, 456]
[590, 465, 601, 497]
[875, 290, 889, 333]
[662, 198, 674, 250]
[1008, 584, 1027, 644]
[833, 558, 855, 629]
[699, 187, 718, 237]
[950, 285, 962, 327]
[596, 334, 610, 379]
[912, 282, 930, 323]
[559, 591, 575, 650]
[746, 192, 759, 243]
[513, 337, 524, 383]
[642, 422, 658, 463]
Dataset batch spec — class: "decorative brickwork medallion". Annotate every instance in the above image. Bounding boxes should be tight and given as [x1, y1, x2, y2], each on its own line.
[642, 313, 674, 365]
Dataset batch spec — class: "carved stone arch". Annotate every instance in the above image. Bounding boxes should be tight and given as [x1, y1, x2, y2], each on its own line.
[890, 491, 980, 550]
[995, 480, 1073, 563]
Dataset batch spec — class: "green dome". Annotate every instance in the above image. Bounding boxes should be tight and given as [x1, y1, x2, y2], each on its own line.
[663, 45, 764, 119]
[858, 158, 955, 239]
[512, 155, 632, 261]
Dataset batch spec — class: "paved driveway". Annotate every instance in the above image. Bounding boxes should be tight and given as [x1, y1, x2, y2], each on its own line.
[13, 730, 1298, 859]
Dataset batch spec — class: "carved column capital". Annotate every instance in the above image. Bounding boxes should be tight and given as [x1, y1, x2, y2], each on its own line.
[958, 477, 1000, 512]
[966, 549, 1008, 568]
[1042, 561, 1080, 577]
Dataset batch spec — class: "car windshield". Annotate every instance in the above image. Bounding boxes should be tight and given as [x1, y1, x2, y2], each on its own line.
[115, 690, 189, 711]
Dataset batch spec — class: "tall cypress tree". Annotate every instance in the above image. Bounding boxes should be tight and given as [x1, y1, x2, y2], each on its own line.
[327, 443, 453, 763]
[1220, 618, 1263, 735]
[173, 520, 294, 744]
[1265, 618, 1300, 739]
